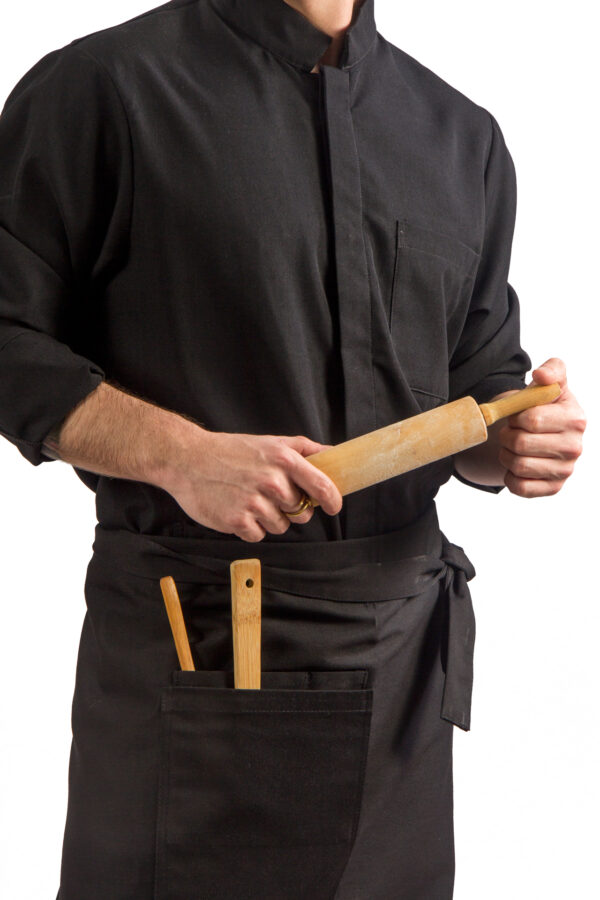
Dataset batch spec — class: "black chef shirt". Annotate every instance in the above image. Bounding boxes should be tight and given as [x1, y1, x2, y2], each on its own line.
[0, 0, 531, 541]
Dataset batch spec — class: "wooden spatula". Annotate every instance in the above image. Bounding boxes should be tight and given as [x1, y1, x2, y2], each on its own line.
[230, 559, 262, 690]
[160, 575, 195, 671]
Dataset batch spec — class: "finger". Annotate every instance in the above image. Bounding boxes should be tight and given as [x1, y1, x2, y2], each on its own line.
[235, 514, 267, 543]
[529, 357, 567, 393]
[279, 434, 332, 457]
[504, 471, 566, 499]
[498, 447, 575, 480]
[255, 470, 314, 523]
[498, 426, 583, 461]
[245, 492, 299, 535]
[282, 452, 343, 515]
[278, 486, 315, 524]
[256, 506, 301, 533]
[506, 399, 579, 433]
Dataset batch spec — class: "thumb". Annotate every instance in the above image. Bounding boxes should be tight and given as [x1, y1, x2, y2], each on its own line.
[528, 357, 567, 394]
[279, 434, 332, 457]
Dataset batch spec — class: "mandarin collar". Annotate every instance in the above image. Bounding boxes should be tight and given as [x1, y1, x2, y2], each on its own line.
[208, 0, 377, 72]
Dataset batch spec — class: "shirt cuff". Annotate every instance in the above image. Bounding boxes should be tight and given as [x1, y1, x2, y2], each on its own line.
[0, 329, 105, 466]
[465, 373, 528, 405]
[451, 467, 505, 494]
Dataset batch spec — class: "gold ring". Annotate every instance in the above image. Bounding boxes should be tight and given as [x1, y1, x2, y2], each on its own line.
[282, 492, 313, 517]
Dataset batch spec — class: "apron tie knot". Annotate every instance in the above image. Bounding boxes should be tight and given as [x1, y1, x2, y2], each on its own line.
[438, 535, 477, 731]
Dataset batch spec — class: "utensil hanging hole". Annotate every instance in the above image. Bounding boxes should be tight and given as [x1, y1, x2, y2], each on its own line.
[246, 578, 254, 588]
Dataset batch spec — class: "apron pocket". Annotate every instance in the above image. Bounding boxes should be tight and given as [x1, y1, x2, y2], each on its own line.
[154, 668, 373, 900]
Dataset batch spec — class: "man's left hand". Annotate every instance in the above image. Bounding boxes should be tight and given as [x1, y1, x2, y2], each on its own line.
[498, 357, 586, 497]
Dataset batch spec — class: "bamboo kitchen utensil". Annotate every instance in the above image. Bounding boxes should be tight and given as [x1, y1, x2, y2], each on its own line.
[160, 564, 262, 687]
[230, 558, 262, 689]
[304, 381, 561, 504]
[160, 575, 195, 671]
[159, 384, 558, 675]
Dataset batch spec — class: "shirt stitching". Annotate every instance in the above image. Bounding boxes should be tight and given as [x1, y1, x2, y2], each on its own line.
[0, 328, 29, 356]
[0, 218, 70, 288]
[341, 31, 378, 70]
[397, 243, 479, 274]
[208, 0, 377, 73]
[208, 4, 320, 73]
[68, 0, 200, 47]
[73, 45, 135, 254]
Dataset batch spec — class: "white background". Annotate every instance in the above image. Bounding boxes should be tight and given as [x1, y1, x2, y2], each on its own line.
[0, 1, 597, 898]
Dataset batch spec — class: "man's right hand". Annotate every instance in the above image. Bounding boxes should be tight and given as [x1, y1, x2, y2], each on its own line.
[41, 381, 342, 543]
[161, 430, 343, 542]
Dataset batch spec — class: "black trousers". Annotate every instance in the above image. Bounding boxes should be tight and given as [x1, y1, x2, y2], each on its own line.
[56, 503, 476, 899]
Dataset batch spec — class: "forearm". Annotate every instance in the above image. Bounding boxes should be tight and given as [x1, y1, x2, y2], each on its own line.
[452, 389, 519, 487]
[41, 380, 205, 490]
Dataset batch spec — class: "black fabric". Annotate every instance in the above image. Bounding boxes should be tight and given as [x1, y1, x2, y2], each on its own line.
[2, 1, 533, 895]
[155, 668, 372, 899]
[92, 500, 477, 730]
[56, 507, 464, 899]
[0, 0, 531, 538]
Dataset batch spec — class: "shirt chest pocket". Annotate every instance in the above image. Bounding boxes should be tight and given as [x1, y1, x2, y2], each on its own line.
[388, 218, 481, 408]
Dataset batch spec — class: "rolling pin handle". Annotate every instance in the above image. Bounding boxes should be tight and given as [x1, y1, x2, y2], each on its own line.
[479, 382, 561, 427]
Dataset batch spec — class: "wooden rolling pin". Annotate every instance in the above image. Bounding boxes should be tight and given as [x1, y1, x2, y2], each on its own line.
[304, 382, 561, 503]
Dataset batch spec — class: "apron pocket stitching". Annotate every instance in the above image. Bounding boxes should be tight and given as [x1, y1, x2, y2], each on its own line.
[154, 672, 373, 900]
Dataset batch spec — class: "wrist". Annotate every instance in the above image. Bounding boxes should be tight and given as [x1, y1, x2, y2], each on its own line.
[150, 414, 211, 495]
[452, 389, 520, 487]
[453, 419, 506, 486]
[453, 447, 506, 486]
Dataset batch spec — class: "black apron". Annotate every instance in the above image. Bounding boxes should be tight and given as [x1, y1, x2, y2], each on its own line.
[55, 501, 476, 900]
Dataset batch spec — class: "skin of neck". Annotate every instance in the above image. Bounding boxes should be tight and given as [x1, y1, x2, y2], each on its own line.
[282, 0, 362, 70]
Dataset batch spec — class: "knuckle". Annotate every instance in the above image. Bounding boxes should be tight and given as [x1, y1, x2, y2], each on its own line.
[571, 439, 583, 459]
[512, 433, 530, 455]
[258, 473, 286, 500]
[506, 475, 530, 498]
[499, 427, 512, 445]
[246, 494, 267, 517]
[497, 446, 511, 467]
[510, 456, 530, 477]
[316, 476, 334, 497]
[572, 414, 587, 433]
[229, 513, 248, 532]
[273, 446, 295, 468]
[505, 477, 520, 496]
[227, 515, 245, 532]
[526, 410, 543, 431]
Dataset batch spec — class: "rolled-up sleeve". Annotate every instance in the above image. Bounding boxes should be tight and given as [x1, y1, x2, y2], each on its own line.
[0, 42, 133, 465]
[449, 111, 532, 492]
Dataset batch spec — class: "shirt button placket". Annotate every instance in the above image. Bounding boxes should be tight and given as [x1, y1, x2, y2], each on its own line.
[320, 64, 377, 538]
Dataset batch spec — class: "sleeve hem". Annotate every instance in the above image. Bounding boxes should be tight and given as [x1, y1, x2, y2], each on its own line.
[451, 466, 506, 494]
[463, 373, 529, 405]
[0, 368, 105, 466]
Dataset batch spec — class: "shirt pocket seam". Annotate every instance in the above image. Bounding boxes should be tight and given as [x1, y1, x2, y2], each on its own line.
[395, 217, 481, 270]
[389, 218, 481, 405]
